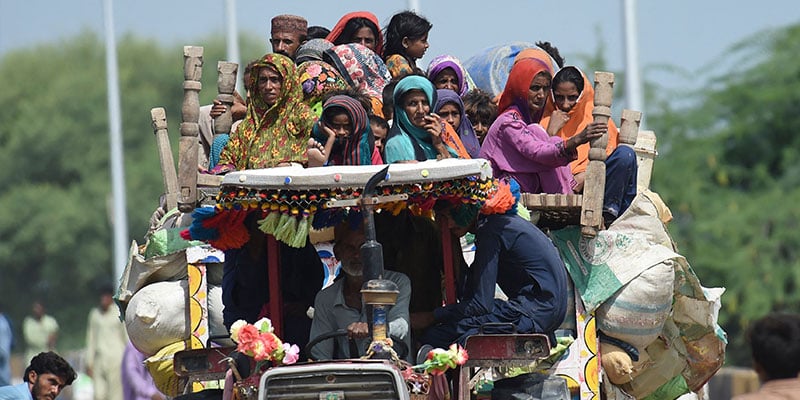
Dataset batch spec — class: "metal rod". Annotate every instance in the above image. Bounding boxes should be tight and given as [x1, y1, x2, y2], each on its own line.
[103, 0, 129, 281]
[361, 165, 390, 282]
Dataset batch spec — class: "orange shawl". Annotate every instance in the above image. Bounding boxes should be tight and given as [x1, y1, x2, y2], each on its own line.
[539, 66, 619, 175]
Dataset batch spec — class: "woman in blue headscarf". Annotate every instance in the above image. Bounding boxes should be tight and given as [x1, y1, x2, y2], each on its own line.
[383, 75, 470, 163]
[433, 89, 481, 158]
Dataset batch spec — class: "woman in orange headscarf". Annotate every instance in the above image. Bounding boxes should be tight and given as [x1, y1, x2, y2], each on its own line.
[326, 11, 383, 54]
[479, 58, 601, 194]
[539, 66, 637, 223]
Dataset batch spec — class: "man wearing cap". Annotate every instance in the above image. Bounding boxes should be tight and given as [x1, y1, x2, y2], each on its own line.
[270, 14, 307, 60]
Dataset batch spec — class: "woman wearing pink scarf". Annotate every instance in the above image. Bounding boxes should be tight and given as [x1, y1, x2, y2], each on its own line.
[479, 58, 600, 194]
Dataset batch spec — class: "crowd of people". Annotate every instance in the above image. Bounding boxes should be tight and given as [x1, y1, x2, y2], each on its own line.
[202, 9, 640, 360]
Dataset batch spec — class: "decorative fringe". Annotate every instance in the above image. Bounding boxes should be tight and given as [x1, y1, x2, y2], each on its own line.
[450, 203, 481, 228]
[258, 207, 281, 236]
[480, 179, 515, 215]
[184, 206, 221, 241]
[206, 209, 250, 250]
[273, 214, 298, 244]
[289, 213, 313, 248]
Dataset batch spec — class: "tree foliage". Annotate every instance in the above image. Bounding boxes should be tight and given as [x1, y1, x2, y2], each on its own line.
[647, 23, 800, 365]
[0, 32, 263, 350]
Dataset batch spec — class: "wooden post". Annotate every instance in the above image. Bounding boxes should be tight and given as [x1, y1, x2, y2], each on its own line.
[213, 61, 238, 138]
[178, 46, 203, 212]
[267, 235, 283, 338]
[439, 217, 457, 305]
[635, 130, 658, 191]
[619, 109, 642, 148]
[581, 71, 614, 237]
[150, 107, 179, 211]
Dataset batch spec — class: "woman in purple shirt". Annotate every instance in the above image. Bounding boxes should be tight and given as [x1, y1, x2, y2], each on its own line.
[479, 58, 602, 194]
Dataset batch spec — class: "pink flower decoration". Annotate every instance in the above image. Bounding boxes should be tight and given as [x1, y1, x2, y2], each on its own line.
[282, 343, 300, 365]
[306, 63, 322, 77]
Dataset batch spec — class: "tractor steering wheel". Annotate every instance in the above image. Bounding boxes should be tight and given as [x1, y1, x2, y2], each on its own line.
[305, 329, 409, 361]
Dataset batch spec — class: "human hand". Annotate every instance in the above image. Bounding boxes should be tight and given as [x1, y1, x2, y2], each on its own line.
[567, 122, 606, 150]
[423, 113, 445, 142]
[346, 322, 370, 339]
[319, 121, 337, 141]
[572, 172, 586, 193]
[210, 99, 227, 119]
[547, 110, 570, 136]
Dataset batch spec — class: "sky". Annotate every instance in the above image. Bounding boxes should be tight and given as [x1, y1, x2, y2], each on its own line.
[0, 0, 798, 99]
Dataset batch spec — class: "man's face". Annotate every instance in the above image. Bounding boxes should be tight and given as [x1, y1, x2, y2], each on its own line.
[270, 32, 302, 59]
[334, 228, 365, 277]
[29, 371, 66, 400]
[100, 293, 113, 311]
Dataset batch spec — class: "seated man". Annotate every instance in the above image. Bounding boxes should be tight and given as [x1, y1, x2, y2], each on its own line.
[309, 220, 411, 360]
[422, 183, 569, 348]
[0, 351, 76, 400]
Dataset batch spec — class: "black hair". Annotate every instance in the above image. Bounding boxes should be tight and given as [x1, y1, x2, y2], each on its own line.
[382, 11, 432, 60]
[307, 25, 330, 40]
[334, 17, 380, 47]
[243, 59, 259, 79]
[552, 66, 584, 94]
[99, 283, 115, 296]
[369, 114, 389, 131]
[463, 89, 498, 125]
[321, 88, 373, 116]
[381, 78, 401, 120]
[535, 41, 565, 69]
[748, 312, 800, 380]
[24, 352, 77, 385]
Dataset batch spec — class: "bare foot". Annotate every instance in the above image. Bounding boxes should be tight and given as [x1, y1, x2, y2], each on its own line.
[307, 138, 327, 167]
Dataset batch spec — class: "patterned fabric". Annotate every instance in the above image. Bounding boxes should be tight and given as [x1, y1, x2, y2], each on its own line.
[497, 58, 554, 124]
[325, 11, 384, 55]
[539, 66, 620, 175]
[434, 89, 482, 159]
[295, 39, 334, 64]
[384, 75, 469, 163]
[297, 60, 349, 117]
[480, 59, 576, 194]
[216, 54, 314, 171]
[426, 54, 477, 97]
[385, 53, 415, 79]
[323, 43, 391, 100]
[271, 14, 307, 36]
[311, 95, 376, 166]
[463, 41, 537, 98]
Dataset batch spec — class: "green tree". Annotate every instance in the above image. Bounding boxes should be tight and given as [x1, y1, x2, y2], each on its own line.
[647, 23, 800, 366]
[0, 31, 263, 351]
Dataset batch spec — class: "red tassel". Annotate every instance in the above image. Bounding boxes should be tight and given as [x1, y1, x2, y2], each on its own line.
[203, 209, 251, 250]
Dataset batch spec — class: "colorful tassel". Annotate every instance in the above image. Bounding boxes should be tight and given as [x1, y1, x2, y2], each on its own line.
[273, 213, 297, 244]
[186, 206, 221, 241]
[258, 210, 280, 236]
[207, 209, 250, 250]
[289, 213, 312, 248]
